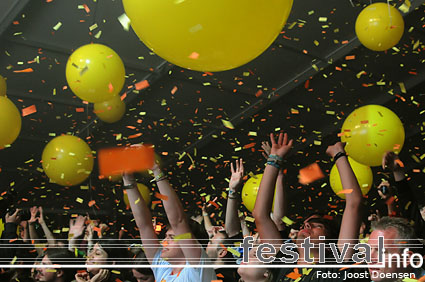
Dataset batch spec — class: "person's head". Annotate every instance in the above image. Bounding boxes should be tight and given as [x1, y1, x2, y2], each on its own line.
[206, 229, 235, 264]
[86, 237, 128, 275]
[368, 217, 418, 282]
[35, 249, 75, 282]
[296, 214, 339, 244]
[237, 233, 275, 282]
[161, 220, 209, 261]
[132, 251, 154, 282]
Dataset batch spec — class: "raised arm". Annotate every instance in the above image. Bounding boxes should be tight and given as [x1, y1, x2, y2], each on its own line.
[253, 133, 292, 247]
[262, 141, 287, 232]
[37, 207, 56, 247]
[202, 204, 214, 236]
[225, 158, 244, 237]
[326, 142, 362, 260]
[151, 164, 202, 264]
[122, 172, 159, 264]
[28, 206, 43, 256]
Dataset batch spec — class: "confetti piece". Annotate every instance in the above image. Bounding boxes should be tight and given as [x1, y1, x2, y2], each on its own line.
[98, 145, 155, 177]
[135, 80, 150, 90]
[13, 68, 33, 73]
[22, 105, 37, 117]
[286, 269, 302, 280]
[174, 232, 192, 241]
[337, 189, 353, 195]
[282, 216, 295, 226]
[298, 163, 325, 185]
[117, 13, 131, 31]
[226, 247, 241, 257]
[188, 52, 199, 59]
[53, 22, 62, 31]
[154, 192, 169, 201]
[221, 119, 234, 129]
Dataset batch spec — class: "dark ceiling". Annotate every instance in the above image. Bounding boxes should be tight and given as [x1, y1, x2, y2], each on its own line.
[0, 0, 424, 233]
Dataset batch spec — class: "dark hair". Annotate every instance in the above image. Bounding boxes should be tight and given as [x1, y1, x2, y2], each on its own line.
[92, 236, 130, 265]
[44, 248, 77, 281]
[132, 251, 154, 276]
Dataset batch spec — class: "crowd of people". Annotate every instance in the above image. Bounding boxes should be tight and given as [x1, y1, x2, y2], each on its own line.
[0, 133, 424, 282]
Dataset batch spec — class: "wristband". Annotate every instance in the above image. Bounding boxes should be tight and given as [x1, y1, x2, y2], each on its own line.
[333, 152, 347, 162]
[266, 161, 281, 170]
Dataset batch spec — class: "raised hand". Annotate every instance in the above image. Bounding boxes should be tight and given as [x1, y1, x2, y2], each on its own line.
[75, 272, 90, 282]
[270, 132, 293, 159]
[6, 209, 21, 224]
[377, 180, 392, 200]
[229, 158, 244, 190]
[29, 206, 39, 224]
[382, 151, 403, 172]
[326, 142, 346, 158]
[261, 141, 271, 160]
[69, 215, 87, 239]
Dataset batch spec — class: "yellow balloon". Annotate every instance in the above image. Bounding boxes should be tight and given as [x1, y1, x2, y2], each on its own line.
[123, 0, 293, 72]
[0, 75, 6, 96]
[42, 135, 94, 186]
[355, 3, 404, 51]
[94, 95, 126, 123]
[242, 174, 276, 212]
[330, 157, 373, 199]
[123, 183, 151, 206]
[341, 105, 405, 167]
[0, 96, 21, 149]
[66, 44, 125, 103]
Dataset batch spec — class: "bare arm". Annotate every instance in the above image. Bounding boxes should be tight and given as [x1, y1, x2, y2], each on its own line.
[28, 206, 43, 256]
[151, 164, 202, 263]
[239, 213, 250, 237]
[37, 207, 56, 247]
[253, 133, 292, 248]
[202, 204, 214, 235]
[122, 173, 160, 264]
[262, 141, 287, 231]
[326, 143, 362, 260]
[225, 159, 244, 237]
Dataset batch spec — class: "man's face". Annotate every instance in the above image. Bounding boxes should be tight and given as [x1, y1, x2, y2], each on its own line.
[296, 217, 328, 243]
[161, 229, 185, 261]
[35, 255, 59, 282]
[206, 231, 227, 259]
[368, 228, 405, 282]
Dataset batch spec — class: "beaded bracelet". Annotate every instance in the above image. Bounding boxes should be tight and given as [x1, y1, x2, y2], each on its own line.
[123, 183, 136, 190]
[266, 161, 281, 170]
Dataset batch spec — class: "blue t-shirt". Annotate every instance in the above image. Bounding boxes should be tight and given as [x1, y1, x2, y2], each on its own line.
[152, 248, 217, 282]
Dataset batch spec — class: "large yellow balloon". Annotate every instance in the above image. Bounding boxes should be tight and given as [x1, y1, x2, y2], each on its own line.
[42, 135, 94, 186]
[330, 157, 373, 199]
[0, 96, 21, 149]
[66, 44, 125, 103]
[242, 174, 276, 212]
[94, 95, 126, 123]
[0, 75, 6, 96]
[341, 105, 404, 167]
[123, 183, 151, 206]
[355, 3, 404, 51]
[123, 0, 293, 72]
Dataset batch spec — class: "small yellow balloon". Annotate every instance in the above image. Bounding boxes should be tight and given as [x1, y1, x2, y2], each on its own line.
[330, 157, 373, 199]
[94, 95, 126, 123]
[355, 3, 404, 51]
[341, 105, 405, 167]
[0, 75, 6, 96]
[123, 183, 151, 206]
[66, 44, 125, 103]
[242, 174, 276, 212]
[0, 96, 21, 149]
[42, 135, 94, 186]
[123, 0, 293, 72]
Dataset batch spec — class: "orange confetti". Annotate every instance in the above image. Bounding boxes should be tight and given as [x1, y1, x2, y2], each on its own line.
[135, 80, 150, 90]
[345, 55, 355, 60]
[188, 52, 199, 59]
[171, 86, 178, 94]
[75, 108, 85, 112]
[337, 189, 353, 195]
[22, 105, 37, 117]
[155, 192, 169, 201]
[88, 200, 96, 207]
[128, 133, 142, 139]
[13, 68, 34, 73]
[108, 82, 114, 93]
[298, 163, 325, 185]
[98, 145, 154, 176]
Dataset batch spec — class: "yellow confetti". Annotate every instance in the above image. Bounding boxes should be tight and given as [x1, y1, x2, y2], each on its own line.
[174, 232, 192, 241]
[282, 216, 295, 226]
[221, 119, 234, 129]
[76, 197, 84, 204]
[53, 22, 62, 31]
[227, 247, 241, 257]
[117, 13, 131, 31]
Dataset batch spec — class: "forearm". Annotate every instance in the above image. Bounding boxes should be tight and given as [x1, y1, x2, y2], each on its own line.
[225, 188, 241, 237]
[29, 223, 43, 256]
[336, 157, 362, 207]
[272, 173, 286, 231]
[40, 221, 56, 247]
[203, 213, 213, 233]
[152, 168, 187, 228]
[240, 218, 250, 237]
[253, 165, 279, 221]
